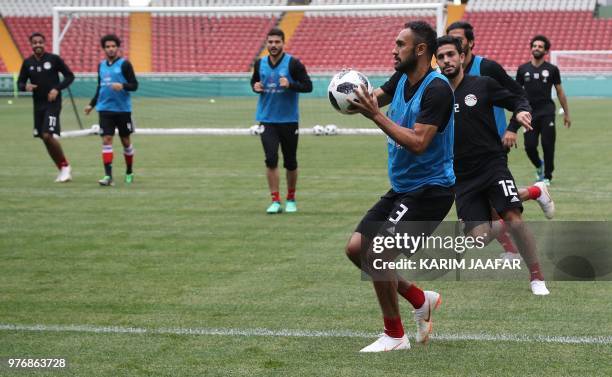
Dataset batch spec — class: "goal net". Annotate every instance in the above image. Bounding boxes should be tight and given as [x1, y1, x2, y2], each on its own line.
[51, 3, 446, 134]
[550, 50, 612, 98]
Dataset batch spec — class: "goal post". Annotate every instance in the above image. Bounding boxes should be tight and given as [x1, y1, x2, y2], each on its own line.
[51, 3, 447, 135]
[53, 4, 447, 54]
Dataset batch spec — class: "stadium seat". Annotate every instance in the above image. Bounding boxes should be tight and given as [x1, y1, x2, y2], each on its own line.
[464, 10, 612, 71]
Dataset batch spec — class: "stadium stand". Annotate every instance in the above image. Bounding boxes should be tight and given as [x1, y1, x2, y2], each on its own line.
[4, 15, 129, 72]
[464, 0, 612, 70]
[0, 57, 7, 73]
[1, 0, 611, 73]
[287, 15, 436, 73]
[151, 15, 277, 72]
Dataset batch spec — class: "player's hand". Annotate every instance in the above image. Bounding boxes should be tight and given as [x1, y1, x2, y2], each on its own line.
[349, 84, 379, 119]
[253, 82, 264, 93]
[502, 130, 518, 149]
[26, 83, 38, 92]
[111, 83, 124, 91]
[279, 77, 290, 88]
[563, 114, 571, 128]
[84, 105, 93, 115]
[48, 88, 59, 102]
[515, 111, 533, 131]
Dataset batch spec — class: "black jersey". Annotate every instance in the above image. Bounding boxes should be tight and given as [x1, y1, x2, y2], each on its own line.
[453, 75, 531, 179]
[17, 53, 74, 105]
[516, 61, 561, 118]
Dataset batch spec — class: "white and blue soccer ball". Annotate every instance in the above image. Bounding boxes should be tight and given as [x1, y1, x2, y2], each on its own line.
[328, 69, 373, 115]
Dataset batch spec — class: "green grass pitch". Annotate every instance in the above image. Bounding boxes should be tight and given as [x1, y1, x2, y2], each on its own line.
[1, 96, 611, 376]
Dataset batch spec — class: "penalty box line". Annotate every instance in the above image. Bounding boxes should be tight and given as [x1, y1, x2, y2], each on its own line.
[1, 323, 610, 345]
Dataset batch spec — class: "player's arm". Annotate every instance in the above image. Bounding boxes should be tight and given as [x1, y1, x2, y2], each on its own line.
[250, 60, 263, 93]
[17, 60, 36, 92]
[84, 67, 101, 115]
[351, 80, 452, 154]
[287, 58, 312, 93]
[487, 77, 532, 127]
[488, 76, 533, 148]
[47, 56, 74, 102]
[120, 60, 138, 91]
[553, 67, 571, 128]
[484, 58, 526, 96]
[55, 56, 75, 90]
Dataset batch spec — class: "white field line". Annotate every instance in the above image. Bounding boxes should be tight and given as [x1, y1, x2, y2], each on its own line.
[1, 323, 610, 345]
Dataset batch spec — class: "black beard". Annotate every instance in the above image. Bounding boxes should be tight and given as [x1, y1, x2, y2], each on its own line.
[443, 66, 460, 79]
[395, 51, 418, 73]
[532, 51, 545, 59]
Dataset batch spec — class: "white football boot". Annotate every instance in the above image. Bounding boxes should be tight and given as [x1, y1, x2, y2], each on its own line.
[56, 165, 72, 182]
[414, 291, 441, 344]
[359, 333, 410, 353]
[534, 181, 554, 219]
[530, 280, 550, 296]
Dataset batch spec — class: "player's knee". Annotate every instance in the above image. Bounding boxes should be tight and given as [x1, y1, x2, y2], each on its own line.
[345, 233, 362, 260]
[265, 157, 278, 168]
[40, 132, 53, 142]
[501, 209, 524, 228]
[283, 160, 297, 171]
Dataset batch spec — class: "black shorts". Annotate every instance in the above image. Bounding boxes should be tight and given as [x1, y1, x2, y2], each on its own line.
[260, 123, 299, 170]
[355, 185, 455, 241]
[455, 160, 523, 232]
[99, 112, 135, 137]
[33, 101, 61, 138]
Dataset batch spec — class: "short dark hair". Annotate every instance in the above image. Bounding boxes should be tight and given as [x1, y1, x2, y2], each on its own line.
[530, 35, 551, 51]
[446, 21, 475, 42]
[435, 35, 463, 55]
[267, 28, 285, 42]
[100, 34, 121, 48]
[404, 20, 437, 58]
[29, 32, 45, 42]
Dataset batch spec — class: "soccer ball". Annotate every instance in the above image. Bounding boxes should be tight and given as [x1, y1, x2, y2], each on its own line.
[324, 124, 337, 135]
[312, 124, 325, 136]
[249, 124, 264, 135]
[328, 70, 373, 115]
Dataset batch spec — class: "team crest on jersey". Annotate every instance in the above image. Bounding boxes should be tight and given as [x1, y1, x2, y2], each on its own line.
[542, 69, 549, 83]
[464, 94, 478, 107]
[43, 62, 52, 70]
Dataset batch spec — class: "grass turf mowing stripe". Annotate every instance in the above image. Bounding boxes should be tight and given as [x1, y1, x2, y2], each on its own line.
[1, 324, 610, 345]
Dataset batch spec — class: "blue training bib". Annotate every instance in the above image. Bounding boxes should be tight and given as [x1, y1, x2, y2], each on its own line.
[386, 71, 455, 193]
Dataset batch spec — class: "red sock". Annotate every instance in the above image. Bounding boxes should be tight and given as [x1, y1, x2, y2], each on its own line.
[102, 145, 113, 165]
[287, 189, 296, 201]
[496, 220, 518, 253]
[383, 316, 404, 338]
[398, 284, 425, 309]
[124, 144, 134, 174]
[271, 192, 280, 202]
[56, 158, 69, 169]
[528, 262, 544, 281]
[527, 185, 542, 200]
